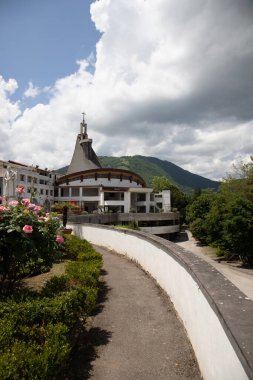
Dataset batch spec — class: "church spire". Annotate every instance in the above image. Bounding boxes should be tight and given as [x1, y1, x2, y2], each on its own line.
[66, 114, 101, 175]
[80, 112, 87, 138]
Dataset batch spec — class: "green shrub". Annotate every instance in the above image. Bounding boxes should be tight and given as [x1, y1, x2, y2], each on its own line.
[40, 275, 69, 298]
[65, 261, 101, 288]
[0, 322, 70, 380]
[0, 195, 62, 289]
[0, 234, 102, 379]
[63, 234, 94, 259]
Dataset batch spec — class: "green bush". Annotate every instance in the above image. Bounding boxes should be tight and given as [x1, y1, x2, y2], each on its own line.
[63, 234, 94, 259]
[0, 322, 70, 380]
[40, 275, 69, 298]
[0, 234, 102, 379]
[0, 194, 62, 289]
[65, 261, 101, 288]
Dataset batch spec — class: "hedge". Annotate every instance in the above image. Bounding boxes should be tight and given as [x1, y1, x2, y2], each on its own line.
[0, 234, 102, 379]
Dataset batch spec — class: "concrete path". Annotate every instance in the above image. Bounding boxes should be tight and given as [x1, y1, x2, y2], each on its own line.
[176, 230, 253, 300]
[84, 246, 201, 380]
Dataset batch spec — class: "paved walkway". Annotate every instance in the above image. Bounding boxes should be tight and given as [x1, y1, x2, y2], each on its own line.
[175, 230, 253, 300]
[82, 246, 201, 380]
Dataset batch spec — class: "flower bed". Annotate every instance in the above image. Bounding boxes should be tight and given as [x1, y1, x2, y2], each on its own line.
[0, 185, 63, 289]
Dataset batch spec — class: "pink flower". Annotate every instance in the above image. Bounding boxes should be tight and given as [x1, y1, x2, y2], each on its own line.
[21, 198, 30, 207]
[33, 205, 42, 213]
[56, 235, 64, 244]
[9, 200, 19, 206]
[0, 205, 9, 213]
[22, 225, 33, 233]
[16, 185, 25, 195]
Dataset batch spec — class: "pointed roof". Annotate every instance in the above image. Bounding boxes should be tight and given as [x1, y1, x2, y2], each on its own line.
[66, 118, 101, 175]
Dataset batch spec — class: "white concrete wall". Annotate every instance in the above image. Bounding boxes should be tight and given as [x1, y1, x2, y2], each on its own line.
[69, 224, 249, 380]
[140, 225, 179, 234]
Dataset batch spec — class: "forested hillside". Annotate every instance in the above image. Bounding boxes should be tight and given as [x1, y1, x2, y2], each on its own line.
[57, 155, 219, 192]
[99, 155, 219, 191]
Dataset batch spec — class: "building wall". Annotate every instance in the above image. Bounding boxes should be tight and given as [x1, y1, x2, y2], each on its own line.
[0, 161, 56, 206]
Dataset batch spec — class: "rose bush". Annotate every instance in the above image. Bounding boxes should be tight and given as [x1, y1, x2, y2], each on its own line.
[0, 186, 63, 290]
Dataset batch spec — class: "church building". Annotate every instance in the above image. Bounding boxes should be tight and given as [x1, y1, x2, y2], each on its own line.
[0, 117, 180, 237]
[54, 117, 158, 214]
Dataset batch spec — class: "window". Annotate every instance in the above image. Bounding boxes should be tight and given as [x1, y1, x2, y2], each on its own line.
[71, 187, 79, 197]
[40, 189, 44, 195]
[20, 174, 25, 182]
[61, 188, 69, 197]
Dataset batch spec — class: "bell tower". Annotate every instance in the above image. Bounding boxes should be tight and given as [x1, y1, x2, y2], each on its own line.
[66, 114, 101, 175]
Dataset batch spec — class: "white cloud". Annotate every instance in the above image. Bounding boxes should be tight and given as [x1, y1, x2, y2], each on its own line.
[0, 76, 20, 159]
[24, 81, 40, 98]
[1, 0, 253, 181]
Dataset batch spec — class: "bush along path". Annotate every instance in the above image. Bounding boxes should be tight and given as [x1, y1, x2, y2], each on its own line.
[0, 234, 102, 379]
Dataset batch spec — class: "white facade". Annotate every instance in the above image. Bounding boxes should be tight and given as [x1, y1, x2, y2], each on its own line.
[0, 160, 59, 207]
[54, 168, 155, 214]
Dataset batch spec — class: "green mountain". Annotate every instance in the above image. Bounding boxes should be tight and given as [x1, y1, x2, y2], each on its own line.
[98, 156, 220, 192]
[56, 156, 219, 192]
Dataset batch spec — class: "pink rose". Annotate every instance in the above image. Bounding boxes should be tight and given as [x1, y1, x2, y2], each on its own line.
[16, 185, 25, 194]
[22, 225, 33, 233]
[0, 205, 9, 213]
[9, 200, 19, 206]
[21, 198, 30, 207]
[33, 205, 42, 213]
[56, 235, 64, 244]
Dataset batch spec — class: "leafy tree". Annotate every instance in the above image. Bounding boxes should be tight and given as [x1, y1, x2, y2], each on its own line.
[152, 176, 188, 221]
[186, 160, 253, 264]
[151, 176, 173, 192]
[186, 190, 217, 224]
[220, 195, 253, 264]
[220, 156, 253, 201]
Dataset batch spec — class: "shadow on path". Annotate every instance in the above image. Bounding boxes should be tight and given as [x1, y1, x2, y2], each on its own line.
[62, 272, 112, 380]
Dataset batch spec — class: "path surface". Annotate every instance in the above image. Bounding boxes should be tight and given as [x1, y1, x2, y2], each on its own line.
[175, 230, 253, 300]
[84, 246, 201, 380]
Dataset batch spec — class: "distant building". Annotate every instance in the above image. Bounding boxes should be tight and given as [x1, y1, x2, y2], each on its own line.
[0, 160, 58, 208]
[0, 117, 180, 237]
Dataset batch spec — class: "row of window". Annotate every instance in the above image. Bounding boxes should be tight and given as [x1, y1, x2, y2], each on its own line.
[26, 187, 54, 196]
[58, 187, 99, 197]
[19, 174, 52, 186]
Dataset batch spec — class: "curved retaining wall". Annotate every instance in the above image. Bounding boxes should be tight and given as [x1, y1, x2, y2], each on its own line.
[69, 223, 253, 380]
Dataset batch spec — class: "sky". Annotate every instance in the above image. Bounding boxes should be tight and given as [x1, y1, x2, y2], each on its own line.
[1, 0, 253, 181]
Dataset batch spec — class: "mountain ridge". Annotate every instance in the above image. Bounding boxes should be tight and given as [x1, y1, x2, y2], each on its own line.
[57, 155, 220, 192]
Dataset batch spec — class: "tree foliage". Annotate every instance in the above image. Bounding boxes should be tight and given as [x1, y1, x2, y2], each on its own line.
[186, 158, 253, 264]
[152, 176, 188, 221]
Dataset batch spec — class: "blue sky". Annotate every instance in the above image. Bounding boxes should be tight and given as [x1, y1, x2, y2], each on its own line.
[0, 0, 253, 180]
[0, 0, 100, 106]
